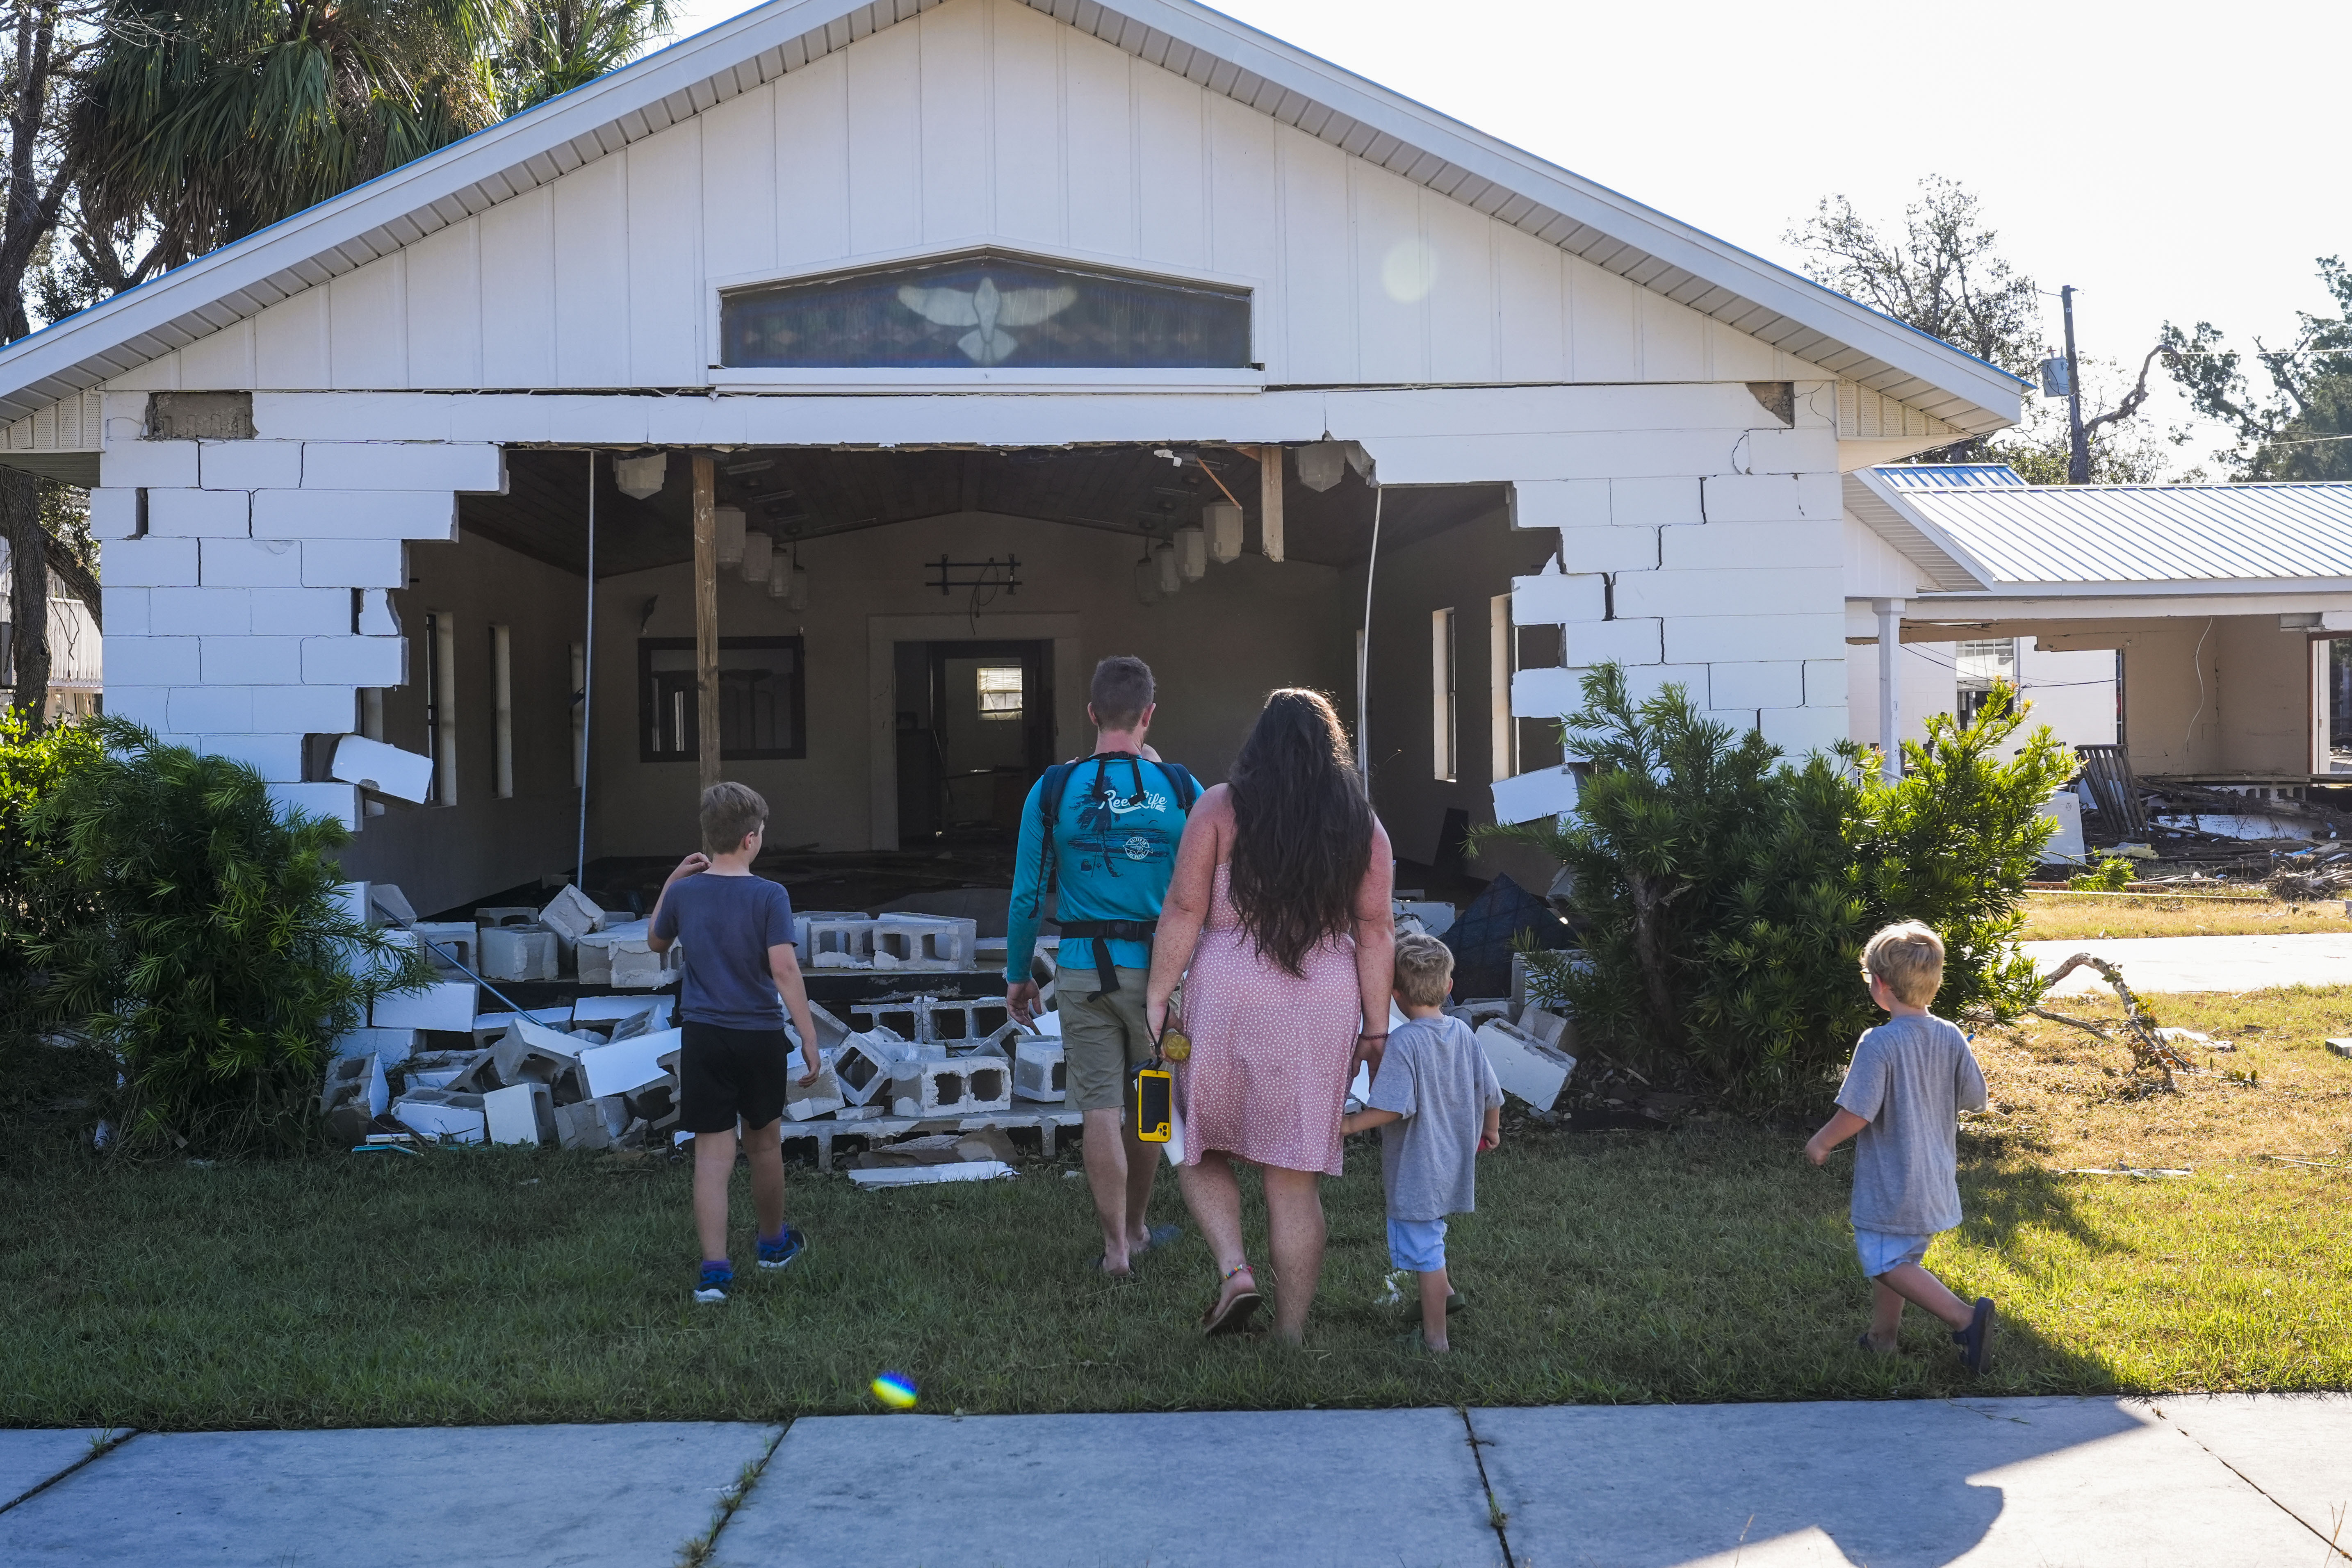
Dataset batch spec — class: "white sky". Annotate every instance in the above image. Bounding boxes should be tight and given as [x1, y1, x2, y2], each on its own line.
[661, 0, 2346, 476]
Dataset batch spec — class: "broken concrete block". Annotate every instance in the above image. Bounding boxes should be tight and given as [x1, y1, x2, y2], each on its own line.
[802, 917, 876, 966]
[833, 1103, 884, 1122]
[398, 1049, 483, 1089]
[332, 735, 435, 805]
[574, 994, 677, 1031]
[551, 1099, 611, 1150]
[1475, 1019, 1578, 1112]
[484, 1081, 555, 1146]
[319, 1053, 390, 1144]
[392, 1089, 486, 1142]
[580, 1026, 682, 1098]
[472, 1007, 572, 1050]
[783, 1000, 849, 1056]
[2040, 790, 2088, 864]
[1518, 1006, 1574, 1054]
[833, 1030, 909, 1107]
[785, 1067, 846, 1122]
[331, 1026, 418, 1064]
[479, 923, 560, 982]
[792, 911, 868, 950]
[537, 883, 606, 947]
[367, 882, 418, 927]
[609, 940, 679, 989]
[889, 1055, 1012, 1117]
[2327, 1039, 2352, 1059]
[410, 922, 478, 973]
[1013, 1040, 1066, 1103]
[372, 977, 478, 1031]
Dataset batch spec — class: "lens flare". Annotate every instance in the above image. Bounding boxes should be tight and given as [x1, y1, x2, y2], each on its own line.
[870, 1372, 918, 1410]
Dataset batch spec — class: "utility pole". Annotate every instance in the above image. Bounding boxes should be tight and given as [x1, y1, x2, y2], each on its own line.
[2061, 285, 2089, 484]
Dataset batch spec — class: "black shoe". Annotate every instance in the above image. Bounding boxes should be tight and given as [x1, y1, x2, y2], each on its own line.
[1951, 1297, 1996, 1374]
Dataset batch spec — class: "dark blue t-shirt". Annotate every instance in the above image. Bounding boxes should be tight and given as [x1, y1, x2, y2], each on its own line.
[650, 873, 796, 1029]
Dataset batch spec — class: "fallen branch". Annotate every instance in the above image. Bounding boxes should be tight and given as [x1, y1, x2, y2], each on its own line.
[2033, 952, 2194, 1086]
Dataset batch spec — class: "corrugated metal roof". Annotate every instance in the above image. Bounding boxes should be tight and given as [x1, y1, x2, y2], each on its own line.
[0, 0, 2025, 433]
[1868, 469, 2352, 590]
[1877, 464, 2028, 490]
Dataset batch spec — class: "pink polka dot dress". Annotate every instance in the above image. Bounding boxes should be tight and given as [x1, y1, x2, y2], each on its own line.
[1176, 862, 1363, 1177]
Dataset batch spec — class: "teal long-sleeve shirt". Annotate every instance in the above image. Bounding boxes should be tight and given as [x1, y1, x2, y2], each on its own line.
[1004, 753, 1200, 984]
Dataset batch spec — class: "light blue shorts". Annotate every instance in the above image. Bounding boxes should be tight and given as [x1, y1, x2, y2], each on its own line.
[1854, 1228, 1934, 1279]
[1388, 1216, 1449, 1273]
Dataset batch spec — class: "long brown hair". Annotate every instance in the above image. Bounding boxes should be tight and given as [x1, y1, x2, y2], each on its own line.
[1227, 688, 1373, 975]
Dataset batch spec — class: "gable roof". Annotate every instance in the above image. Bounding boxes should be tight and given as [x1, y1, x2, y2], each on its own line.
[0, 0, 2026, 431]
[1854, 465, 2352, 595]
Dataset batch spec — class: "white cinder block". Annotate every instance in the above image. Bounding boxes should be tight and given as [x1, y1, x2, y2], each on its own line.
[199, 538, 303, 587]
[99, 536, 198, 587]
[99, 440, 199, 488]
[331, 1026, 419, 1064]
[243, 684, 358, 734]
[373, 976, 479, 1031]
[200, 440, 304, 490]
[301, 442, 504, 492]
[1475, 1019, 1577, 1110]
[1700, 472, 1841, 523]
[253, 489, 457, 540]
[199, 732, 305, 779]
[1511, 665, 1584, 721]
[1610, 476, 1703, 527]
[105, 686, 169, 727]
[1511, 479, 1610, 531]
[1659, 520, 1841, 571]
[88, 488, 141, 539]
[1803, 659, 1850, 707]
[1491, 764, 1580, 825]
[1702, 708, 1761, 735]
[148, 488, 251, 539]
[106, 588, 151, 636]
[105, 635, 197, 687]
[1553, 525, 1660, 573]
[268, 780, 360, 830]
[484, 1082, 553, 1146]
[1664, 613, 1847, 666]
[1757, 705, 1851, 757]
[889, 1055, 1012, 1117]
[1733, 428, 1832, 476]
[1561, 618, 1662, 665]
[785, 1067, 846, 1121]
[1615, 664, 1711, 704]
[303, 635, 405, 686]
[150, 586, 251, 636]
[250, 587, 352, 635]
[1012, 1040, 1066, 1102]
[168, 684, 250, 733]
[1512, 566, 1607, 626]
[201, 636, 303, 685]
[1614, 568, 1841, 621]
[1708, 661, 1805, 710]
[302, 538, 406, 588]
[579, 1027, 681, 1097]
[331, 734, 434, 802]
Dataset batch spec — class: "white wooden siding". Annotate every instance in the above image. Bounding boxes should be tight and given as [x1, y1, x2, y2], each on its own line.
[108, 0, 1826, 397]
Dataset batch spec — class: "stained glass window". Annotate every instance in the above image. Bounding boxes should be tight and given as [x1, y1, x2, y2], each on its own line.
[720, 251, 1252, 371]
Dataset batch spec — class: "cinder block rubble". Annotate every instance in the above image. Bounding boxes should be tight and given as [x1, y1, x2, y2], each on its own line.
[484, 1081, 556, 1146]
[785, 1066, 846, 1122]
[372, 977, 477, 1032]
[391, 1089, 486, 1142]
[832, 1029, 910, 1108]
[537, 884, 606, 949]
[410, 922, 478, 973]
[890, 1053, 1012, 1118]
[1474, 1019, 1578, 1112]
[1012, 1038, 1066, 1103]
[479, 923, 560, 982]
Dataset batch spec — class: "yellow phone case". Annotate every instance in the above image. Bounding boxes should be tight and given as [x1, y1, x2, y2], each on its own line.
[1130, 1064, 1174, 1143]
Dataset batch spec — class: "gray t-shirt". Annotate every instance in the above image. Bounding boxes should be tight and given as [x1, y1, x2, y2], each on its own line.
[1367, 1014, 1504, 1223]
[650, 873, 796, 1029]
[1835, 1012, 1988, 1235]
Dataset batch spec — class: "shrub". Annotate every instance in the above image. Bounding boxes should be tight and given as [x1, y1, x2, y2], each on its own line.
[23, 719, 428, 1155]
[2069, 856, 2136, 892]
[1476, 666, 2071, 1112]
[0, 709, 106, 1044]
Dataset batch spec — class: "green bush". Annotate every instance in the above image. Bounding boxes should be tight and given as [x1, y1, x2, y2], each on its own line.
[21, 718, 428, 1155]
[1476, 665, 2072, 1112]
[2069, 856, 2136, 892]
[0, 709, 106, 1043]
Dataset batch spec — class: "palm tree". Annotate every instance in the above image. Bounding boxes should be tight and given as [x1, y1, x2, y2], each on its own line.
[69, 0, 511, 269]
[495, 0, 671, 117]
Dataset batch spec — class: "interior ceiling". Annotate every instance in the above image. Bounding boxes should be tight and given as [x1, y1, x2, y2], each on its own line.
[460, 445, 1506, 579]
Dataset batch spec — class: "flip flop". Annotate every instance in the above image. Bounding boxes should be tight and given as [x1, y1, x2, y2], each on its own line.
[1201, 1284, 1262, 1336]
[1951, 1297, 1996, 1374]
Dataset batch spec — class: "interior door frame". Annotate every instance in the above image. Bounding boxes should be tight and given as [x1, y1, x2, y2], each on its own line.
[866, 613, 1081, 850]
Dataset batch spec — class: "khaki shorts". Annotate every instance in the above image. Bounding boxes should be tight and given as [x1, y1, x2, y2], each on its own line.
[1056, 966, 1155, 1113]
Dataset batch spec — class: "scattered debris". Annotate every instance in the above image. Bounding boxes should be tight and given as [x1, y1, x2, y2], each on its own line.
[2061, 1166, 2192, 1178]
[2028, 953, 2197, 1087]
[1474, 1017, 1578, 1112]
[2326, 1039, 2352, 1060]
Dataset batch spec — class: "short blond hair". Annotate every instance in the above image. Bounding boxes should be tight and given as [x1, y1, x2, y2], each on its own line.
[1862, 921, 1945, 1007]
[700, 781, 768, 856]
[1393, 932, 1456, 1008]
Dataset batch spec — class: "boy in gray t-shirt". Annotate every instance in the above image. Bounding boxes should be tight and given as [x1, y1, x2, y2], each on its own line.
[1342, 934, 1502, 1354]
[1805, 921, 1995, 1372]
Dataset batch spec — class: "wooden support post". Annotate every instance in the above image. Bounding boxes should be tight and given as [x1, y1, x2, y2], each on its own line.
[1257, 445, 1285, 562]
[693, 453, 721, 795]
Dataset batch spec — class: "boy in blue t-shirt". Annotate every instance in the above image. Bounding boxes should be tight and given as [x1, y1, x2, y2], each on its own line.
[1005, 655, 1199, 1276]
[648, 781, 823, 1304]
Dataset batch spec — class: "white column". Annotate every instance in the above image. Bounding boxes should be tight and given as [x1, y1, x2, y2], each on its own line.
[1874, 597, 1905, 780]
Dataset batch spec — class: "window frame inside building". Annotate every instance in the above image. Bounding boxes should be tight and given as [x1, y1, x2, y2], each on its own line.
[637, 636, 807, 763]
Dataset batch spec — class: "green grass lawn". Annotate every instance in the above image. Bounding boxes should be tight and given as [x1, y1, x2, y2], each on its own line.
[7, 1095, 2350, 1429]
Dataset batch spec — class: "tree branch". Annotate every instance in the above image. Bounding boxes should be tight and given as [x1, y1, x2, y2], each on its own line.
[2082, 343, 2167, 441]
[41, 526, 99, 627]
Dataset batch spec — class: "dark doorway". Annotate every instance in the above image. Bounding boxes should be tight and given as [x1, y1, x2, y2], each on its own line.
[895, 639, 1055, 843]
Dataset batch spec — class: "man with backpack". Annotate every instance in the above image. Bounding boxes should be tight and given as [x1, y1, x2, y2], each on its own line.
[1006, 654, 1201, 1277]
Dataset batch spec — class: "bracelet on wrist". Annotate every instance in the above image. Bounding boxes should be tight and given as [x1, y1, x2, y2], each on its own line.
[1358, 1030, 1388, 1040]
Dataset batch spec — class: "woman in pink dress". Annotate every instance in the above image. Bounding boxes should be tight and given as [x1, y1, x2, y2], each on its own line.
[1146, 689, 1395, 1342]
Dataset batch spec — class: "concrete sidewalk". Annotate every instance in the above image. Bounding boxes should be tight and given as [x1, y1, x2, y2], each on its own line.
[1, 1396, 2345, 1566]
[2023, 931, 2352, 993]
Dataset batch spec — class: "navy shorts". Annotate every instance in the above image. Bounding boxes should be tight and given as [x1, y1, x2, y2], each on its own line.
[678, 1021, 791, 1134]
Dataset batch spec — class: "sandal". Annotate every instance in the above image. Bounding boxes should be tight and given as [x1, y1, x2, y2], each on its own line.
[1200, 1262, 1261, 1336]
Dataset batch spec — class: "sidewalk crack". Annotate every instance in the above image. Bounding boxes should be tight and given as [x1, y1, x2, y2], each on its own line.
[2155, 1407, 2350, 1561]
[0, 1428, 139, 1518]
[1458, 1406, 1517, 1568]
[674, 1420, 790, 1568]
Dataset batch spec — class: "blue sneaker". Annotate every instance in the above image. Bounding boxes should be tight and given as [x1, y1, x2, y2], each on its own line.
[757, 1226, 807, 1271]
[693, 1262, 733, 1304]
